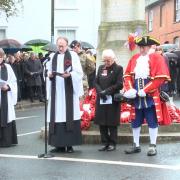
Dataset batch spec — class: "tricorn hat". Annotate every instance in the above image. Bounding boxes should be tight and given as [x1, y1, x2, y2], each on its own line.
[135, 36, 160, 46]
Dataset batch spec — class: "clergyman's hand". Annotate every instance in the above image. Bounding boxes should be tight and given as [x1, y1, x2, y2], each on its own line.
[61, 72, 71, 78]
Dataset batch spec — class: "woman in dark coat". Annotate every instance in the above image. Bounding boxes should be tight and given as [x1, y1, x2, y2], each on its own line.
[94, 49, 123, 151]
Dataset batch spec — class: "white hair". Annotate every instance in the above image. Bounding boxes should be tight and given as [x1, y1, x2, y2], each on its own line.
[102, 49, 116, 59]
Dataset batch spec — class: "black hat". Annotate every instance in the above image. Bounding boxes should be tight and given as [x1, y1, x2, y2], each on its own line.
[70, 40, 80, 48]
[135, 36, 160, 46]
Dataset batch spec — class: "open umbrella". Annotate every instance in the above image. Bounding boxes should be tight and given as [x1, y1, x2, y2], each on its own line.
[80, 41, 94, 50]
[41, 43, 57, 52]
[20, 44, 32, 52]
[24, 39, 50, 53]
[0, 39, 22, 54]
[160, 44, 178, 52]
[24, 39, 50, 46]
[172, 50, 180, 58]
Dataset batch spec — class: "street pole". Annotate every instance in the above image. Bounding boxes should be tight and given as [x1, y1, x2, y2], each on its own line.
[38, 0, 55, 159]
[51, 0, 54, 43]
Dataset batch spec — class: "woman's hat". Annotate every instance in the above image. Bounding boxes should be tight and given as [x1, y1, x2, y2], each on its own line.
[135, 36, 160, 46]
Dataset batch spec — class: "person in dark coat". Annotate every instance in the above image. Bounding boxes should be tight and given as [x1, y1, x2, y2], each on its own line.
[94, 49, 123, 151]
[24, 52, 44, 102]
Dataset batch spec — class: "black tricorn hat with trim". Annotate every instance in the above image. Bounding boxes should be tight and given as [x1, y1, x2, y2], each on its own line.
[135, 36, 160, 46]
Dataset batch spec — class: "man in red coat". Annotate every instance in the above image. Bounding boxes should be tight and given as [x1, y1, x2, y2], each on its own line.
[123, 36, 170, 156]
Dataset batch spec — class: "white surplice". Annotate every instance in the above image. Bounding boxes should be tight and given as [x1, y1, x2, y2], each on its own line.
[46, 51, 84, 123]
[0, 64, 17, 123]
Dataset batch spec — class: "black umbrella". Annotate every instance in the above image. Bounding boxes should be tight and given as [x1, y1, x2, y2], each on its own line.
[41, 43, 57, 52]
[21, 44, 32, 52]
[0, 39, 22, 54]
[80, 41, 94, 50]
[172, 50, 180, 59]
[24, 39, 50, 46]
[164, 52, 178, 59]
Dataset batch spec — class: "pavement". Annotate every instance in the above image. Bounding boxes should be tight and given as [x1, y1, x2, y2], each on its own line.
[0, 106, 179, 180]
[36, 96, 180, 144]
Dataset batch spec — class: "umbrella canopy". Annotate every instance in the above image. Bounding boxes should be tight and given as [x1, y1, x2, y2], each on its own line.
[21, 44, 32, 52]
[160, 44, 178, 52]
[41, 43, 57, 52]
[24, 39, 50, 46]
[172, 50, 180, 58]
[80, 41, 94, 50]
[0, 39, 22, 54]
[164, 52, 178, 63]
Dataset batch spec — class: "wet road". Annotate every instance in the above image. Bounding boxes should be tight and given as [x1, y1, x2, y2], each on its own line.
[0, 100, 180, 180]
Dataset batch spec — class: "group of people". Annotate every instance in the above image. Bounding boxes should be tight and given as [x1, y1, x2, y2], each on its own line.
[4, 51, 47, 103]
[0, 35, 171, 157]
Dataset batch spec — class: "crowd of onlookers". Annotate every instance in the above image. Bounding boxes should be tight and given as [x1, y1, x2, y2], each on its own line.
[3, 43, 97, 103]
[2, 42, 180, 105]
[155, 46, 180, 97]
[4, 51, 48, 102]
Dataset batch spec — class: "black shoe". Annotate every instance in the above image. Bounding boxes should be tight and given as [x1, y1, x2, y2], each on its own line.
[106, 145, 116, 151]
[147, 144, 157, 156]
[124, 143, 141, 154]
[67, 146, 74, 153]
[98, 145, 109, 151]
[50, 147, 66, 153]
[30, 98, 34, 103]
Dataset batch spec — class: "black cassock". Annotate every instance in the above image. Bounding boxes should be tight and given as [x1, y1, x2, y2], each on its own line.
[0, 63, 18, 147]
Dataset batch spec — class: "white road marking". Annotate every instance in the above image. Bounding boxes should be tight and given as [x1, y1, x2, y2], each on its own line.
[0, 154, 179, 171]
[16, 116, 39, 121]
[17, 131, 41, 137]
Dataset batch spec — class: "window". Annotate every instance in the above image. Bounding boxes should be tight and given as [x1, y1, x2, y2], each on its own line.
[55, 0, 77, 9]
[175, 0, 180, 22]
[57, 28, 76, 44]
[0, 29, 6, 40]
[148, 10, 153, 31]
[160, 5, 163, 27]
[174, 36, 179, 48]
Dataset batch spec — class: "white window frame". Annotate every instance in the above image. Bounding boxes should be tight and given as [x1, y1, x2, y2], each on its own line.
[0, 27, 7, 40]
[55, 0, 78, 10]
[175, 0, 180, 22]
[174, 36, 180, 48]
[56, 27, 77, 44]
[148, 10, 153, 32]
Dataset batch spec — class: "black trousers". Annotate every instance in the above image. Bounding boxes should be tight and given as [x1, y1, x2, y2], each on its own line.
[29, 85, 43, 100]
[99, 125, 118, 146]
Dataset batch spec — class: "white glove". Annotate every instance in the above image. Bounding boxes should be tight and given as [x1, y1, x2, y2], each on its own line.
[138, 89, 146, 97]
[124, 89, 137, 99]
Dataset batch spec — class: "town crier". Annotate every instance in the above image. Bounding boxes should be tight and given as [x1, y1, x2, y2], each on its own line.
[123, 36, 171, 156]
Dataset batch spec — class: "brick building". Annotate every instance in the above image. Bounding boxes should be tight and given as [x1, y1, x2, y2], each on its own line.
[145, 0, 180, 47]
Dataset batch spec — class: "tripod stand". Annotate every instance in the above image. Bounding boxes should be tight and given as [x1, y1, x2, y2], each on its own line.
[38, 59, 54, 158]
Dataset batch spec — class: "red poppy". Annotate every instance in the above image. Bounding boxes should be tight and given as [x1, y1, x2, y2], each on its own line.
[65, 59, 72, 67]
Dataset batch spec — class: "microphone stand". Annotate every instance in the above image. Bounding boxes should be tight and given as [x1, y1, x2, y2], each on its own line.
[38, 59, 54, 158]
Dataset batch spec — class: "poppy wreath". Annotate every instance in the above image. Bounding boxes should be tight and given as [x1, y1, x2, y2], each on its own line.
[167, 104, 180, 123]
[120, 103, 133, 123]
[80, 88, 97, 130]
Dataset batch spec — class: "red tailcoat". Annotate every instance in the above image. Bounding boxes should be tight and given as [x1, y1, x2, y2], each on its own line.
[124, 53, 171, 125]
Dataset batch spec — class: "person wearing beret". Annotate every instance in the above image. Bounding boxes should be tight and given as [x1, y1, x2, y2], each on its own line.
[123, 36, 171, 156]
[94, 49, 123, 151]
[70, 40, 95, 97]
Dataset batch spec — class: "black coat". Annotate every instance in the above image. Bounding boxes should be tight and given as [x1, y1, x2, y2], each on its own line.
[94, 62, 123, 126]
[24, 58, 43, 86]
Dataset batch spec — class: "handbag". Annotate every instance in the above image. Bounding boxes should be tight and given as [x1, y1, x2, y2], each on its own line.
[160, 91, 170, 102]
